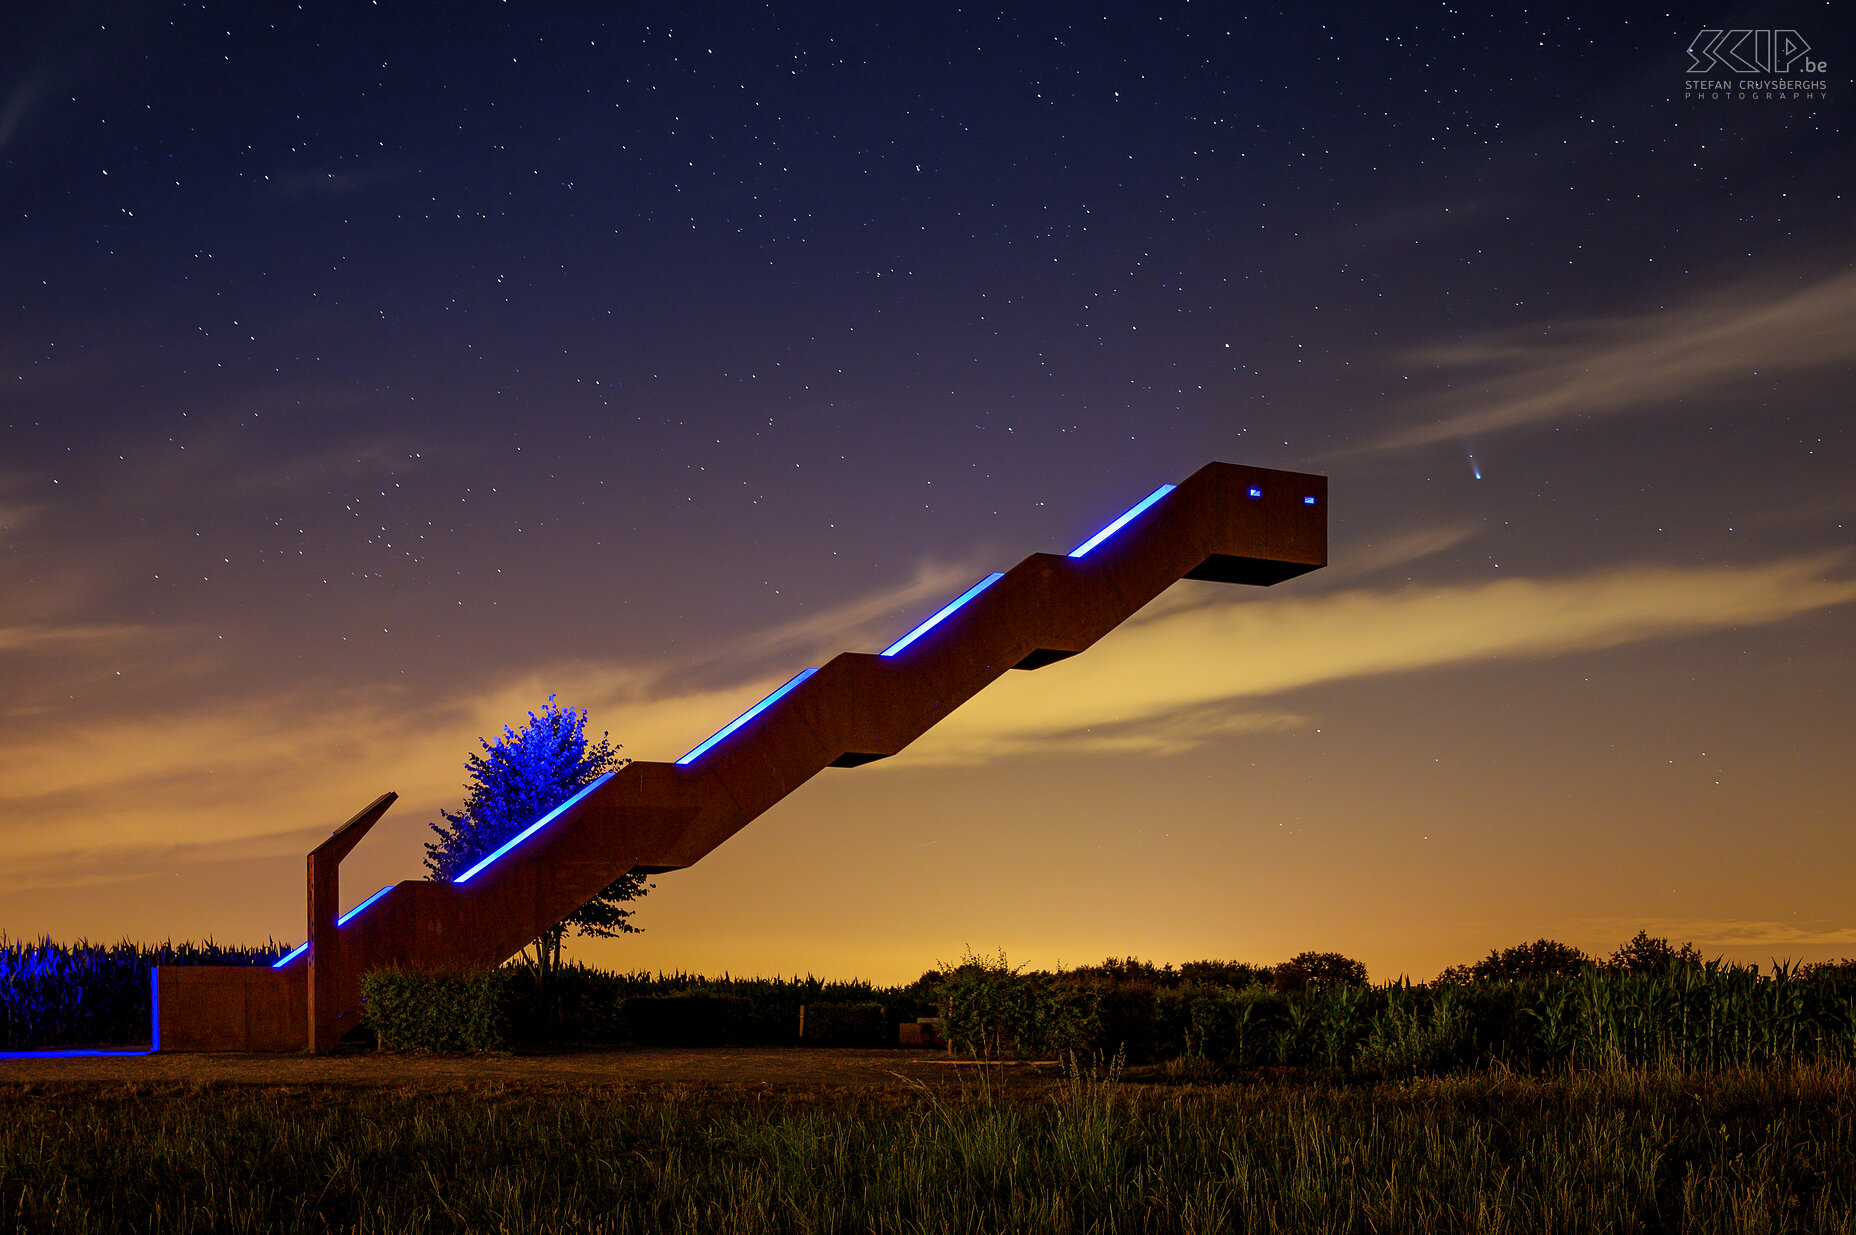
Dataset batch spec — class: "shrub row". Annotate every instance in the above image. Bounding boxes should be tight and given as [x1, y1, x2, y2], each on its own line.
[509, 964, 934, 1045]
[938, 957, 1856, 1073]
[361, 967, 917, 1052]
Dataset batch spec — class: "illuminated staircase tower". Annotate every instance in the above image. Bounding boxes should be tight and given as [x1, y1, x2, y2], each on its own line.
[155, 460, 1325, 1049]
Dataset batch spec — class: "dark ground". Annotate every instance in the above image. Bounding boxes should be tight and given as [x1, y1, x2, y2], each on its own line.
[0, 1045, 1066, 1090]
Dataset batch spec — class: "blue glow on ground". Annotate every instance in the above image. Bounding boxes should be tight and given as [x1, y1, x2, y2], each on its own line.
[676, 669, 818, 766]
[1069, 484, 1176, 558]
[455, 772, 619, 884]
[882, 572, 1005, 657]
[0, 1048, 155, 1059]
[270, 884, 401, 967]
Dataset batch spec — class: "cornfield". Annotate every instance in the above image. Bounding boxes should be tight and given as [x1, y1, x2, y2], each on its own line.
[1, 936, 286, 1050]
[941, 961, 1856, 1073]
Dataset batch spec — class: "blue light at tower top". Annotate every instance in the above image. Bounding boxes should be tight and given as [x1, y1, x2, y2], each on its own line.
[882, 572, 1006, 657]
[1069, 484, 1176, 558]
[269, 883, 401, 968]
[676, 668, 819, 766]
[454, 771, 618, 884]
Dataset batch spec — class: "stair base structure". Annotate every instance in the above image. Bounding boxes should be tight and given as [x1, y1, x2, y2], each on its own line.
[156, 461, 1326, 1050]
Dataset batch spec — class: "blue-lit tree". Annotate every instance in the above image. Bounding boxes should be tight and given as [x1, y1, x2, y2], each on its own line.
[425, 697, 650, 987]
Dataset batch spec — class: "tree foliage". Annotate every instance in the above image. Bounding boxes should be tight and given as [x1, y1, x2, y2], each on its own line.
[1271, 951, 1369, 992]
[1437, 938, 1595, 986]
[1436, 934, 1706, 986]
[425, 697, 650, 986]
[1064, 957, 1276, 990]
[1606, 930, 1703, 975]
[1179, 959, 1275, 989]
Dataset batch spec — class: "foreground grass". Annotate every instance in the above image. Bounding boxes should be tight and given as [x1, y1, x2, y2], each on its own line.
[3, 1064, 1853, 1233]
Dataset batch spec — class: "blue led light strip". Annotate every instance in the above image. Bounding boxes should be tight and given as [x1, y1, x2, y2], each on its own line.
[1068, 484, 1176, 558]
[341, 884, 395, 923]
[882, 572, 1005, 657]
[271, 883, 402, 968]
[676, 669, 818, 766]
[0, 1047, 155, 1059]
[454, 772, 618, 884]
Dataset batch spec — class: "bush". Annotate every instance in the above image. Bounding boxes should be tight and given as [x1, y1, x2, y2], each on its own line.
[619, 991, 752, 1045]
[799, 1002, 888, 1047]
[363, 968, 514, 1052]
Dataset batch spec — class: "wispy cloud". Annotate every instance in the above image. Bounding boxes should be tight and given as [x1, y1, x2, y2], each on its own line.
[664, 560, 991, 685]
[1582, 917, 1856, 953]
[892, 554, 1856, 764]
[0, 622, 152, 652]
[0, 470, 40, 533]
[227, 436, 431, 499]
[5, 555, 1851, 889]
[1329, 521, 1481, 581]
[0, 660, 876, 887]
[1366, 268, 1856, 451]
[0, 679, 587, 886]
[0, 61, 50, 154]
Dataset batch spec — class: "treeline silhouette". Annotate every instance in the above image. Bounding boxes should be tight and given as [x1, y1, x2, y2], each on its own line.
[6, 930, 1853, 1061]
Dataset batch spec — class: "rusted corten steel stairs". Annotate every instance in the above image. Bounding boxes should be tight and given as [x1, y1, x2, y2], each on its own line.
[154, 461, 1325, 1050]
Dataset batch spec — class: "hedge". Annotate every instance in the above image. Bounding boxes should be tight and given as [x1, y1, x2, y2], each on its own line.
[362, 968, 514, 1052]
[799, 1002, 889, 1047]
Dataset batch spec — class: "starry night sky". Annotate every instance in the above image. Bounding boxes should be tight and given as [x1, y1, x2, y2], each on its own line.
[4, 2, 1851, 980]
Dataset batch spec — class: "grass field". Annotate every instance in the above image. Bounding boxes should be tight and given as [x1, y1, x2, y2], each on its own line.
[4, 1062, 1853, 1233]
